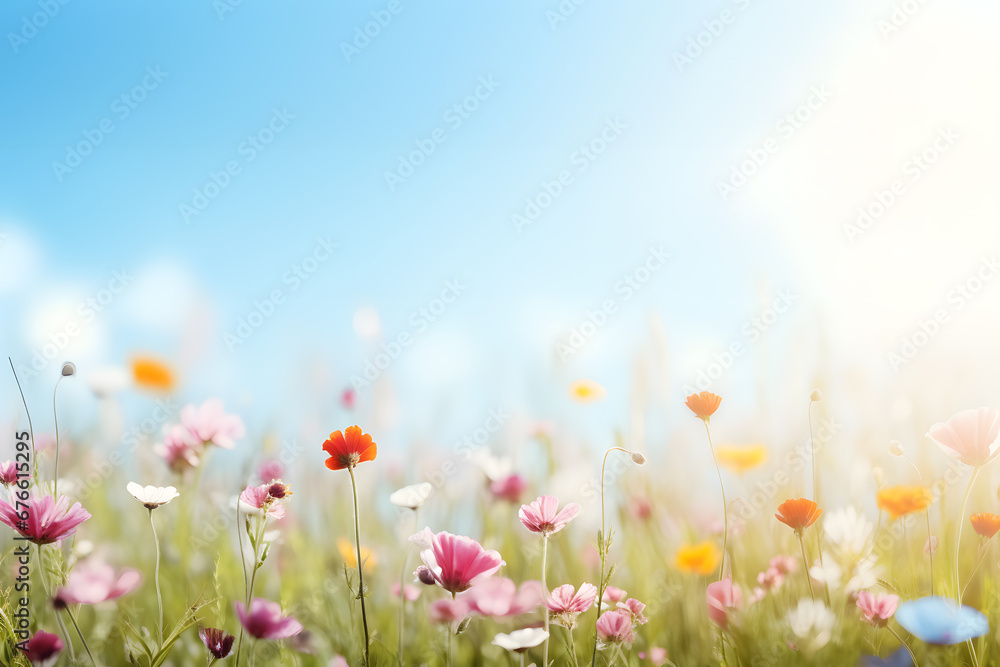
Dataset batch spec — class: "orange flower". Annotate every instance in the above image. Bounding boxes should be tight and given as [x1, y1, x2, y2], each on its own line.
[131, 356, 175, 391]
[875, 485, 933, 520]
[322, 426, 377, 470]
[775, 498, 823, 533]
[675, 541, 720, 575]
[685, 392, 721, 422]
[970, 513, 1000, 539]
[715, 444, 768, 475]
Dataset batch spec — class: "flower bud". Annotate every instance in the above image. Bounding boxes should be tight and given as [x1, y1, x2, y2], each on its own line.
[631, 452, 646, 465]
[888, 440, 904, 457]
[809, 389, 823, 402]
[61, 361, 76, 377]
[416, 566, 435, 586]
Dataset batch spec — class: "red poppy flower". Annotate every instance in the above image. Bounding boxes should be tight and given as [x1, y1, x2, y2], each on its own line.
[775, 498, 823, 533]
[322, 425, 377, 470]
[685, 392, 721, 421]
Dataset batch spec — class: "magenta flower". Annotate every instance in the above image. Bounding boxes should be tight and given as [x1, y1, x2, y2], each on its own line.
[707, 577, 742, 630]
[0, 460, 19, 487]
[428, 598, 471, 628]
[235, 598, 303, 640]
[546, 583, 597, 627]
[20, 630, 63, 666]
[54, 561, 141, 606]
[181, 398, 246, 450]
[490, 474, 527, 503]
[199, 627, 235, 658]
[0, 493, 90, 545]
[927, 407, 1000, 467]
[155, 424, 202, 473]
[411, 528, 504, 594]
[602, 586, 628, 604]
[239, 483, 287, 519]
[391, 582, 420, 601]
[464, 578, 544, 618]
[617, 598, 648, 625]
[857, 590, 899, 627]
[257, 458, 285, 483]
[596, 609, 634, 645]
[519, 495, 581, 536]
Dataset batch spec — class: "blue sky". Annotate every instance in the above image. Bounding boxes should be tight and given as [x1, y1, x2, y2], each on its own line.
[3, 0, 998, 472]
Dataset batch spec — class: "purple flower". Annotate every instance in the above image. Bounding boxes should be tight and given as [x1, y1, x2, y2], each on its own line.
[0, 493, 90, 545]
[235, 598, 303, 640]
[20, 630, 63, 666]
[199, 627, 235, 658]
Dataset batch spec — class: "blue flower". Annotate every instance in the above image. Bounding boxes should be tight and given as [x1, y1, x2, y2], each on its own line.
[859, 647, 912, 667]
[895, 596, 988, 645]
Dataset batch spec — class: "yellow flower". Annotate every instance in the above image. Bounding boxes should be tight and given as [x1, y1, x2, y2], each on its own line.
[569, 379, 605, 403]
[715, 444, 768, 475]
[338, 537, 376, 570]
[876, 485, 934, 519]
[675, 541, 720, 575]
[131, 356, 175, 391]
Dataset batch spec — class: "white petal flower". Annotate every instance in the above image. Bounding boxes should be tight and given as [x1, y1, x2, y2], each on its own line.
[390, 483, 433, 510]
[823, 506, 873, 557]
[788, 599, 835, 654]
[492, 628, 549, 652]
[473, 450, 512, 482]
[127, 482, 179, 509]
[88, 366, 130, 397]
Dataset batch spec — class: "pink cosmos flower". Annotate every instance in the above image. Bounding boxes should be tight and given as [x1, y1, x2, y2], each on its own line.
[391, 582, 420, 601]
[707, 577, 742, 630]
[927, 407, 1000, 467]
[596, 609, 634, 645]
[258, 459, 285, 483]
[519, 495, 581, 536]
[54, 561, 141, 606]
[181, 398, 246, 450]
[490, 474, 527, 503]
[411, 528, 504, 594]
[235, 598, 303, 640]
[464, 578, 544, 618]
[546, 583, 598, 626]
[617, 598, 648, 625]
[856, 590, 899, 627]
[20, 630, 63, 667]
[239, 483, 287, 519]
[0, 460, 19, 487]
[0, 493, 90, 545]
[199, 627, 235, 659]
[428, 598, 470, 628]
[602, 586, 628, 604]
[639, 647, 669, 666]
[155, 424, 202, 473]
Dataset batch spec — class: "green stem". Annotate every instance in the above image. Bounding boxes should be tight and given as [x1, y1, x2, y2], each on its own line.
[887, 625, 918, 667]
[704, 421, 728, 582]
[64, 605, 98, 666]
[52, 376, 64, 498]
[348, 465, 371, 667]
[149, 509, 164, 646]
[962, 540, 992, 600]
[798, 532, 815, 601]
[956, 466, 980, 602]
[36, 544, 75, 661]
[542, 535, 549, 667]
[566, 625, 580, 667]
[925, 508, 935, 596]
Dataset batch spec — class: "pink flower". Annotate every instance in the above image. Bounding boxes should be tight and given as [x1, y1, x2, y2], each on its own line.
[341, 389, 356, 410]
[0, 493, 90, 545]
[757, 567, 785, 591]
[707, 577, 742, 630]
[490, 474, 527, 503]
[546, 583, 598, 620]
[20, 630, 63, 666]
[428, 598, 470, 628]
[239, 483, 287, 519]
[54, 561, 141, 606]
[199, 627, 235, 659]
[181, 398, 246, 450]
[0, 460, 19, 487]
[629, 496, 652, 520]
[464, 578, 544, 618]
[770, 555, 797, 574]
[391, 582, 420, 601]
[519, 495, 581, 536]
[411, 528, 504, 594]
[856, 590, 899, 627]
[257, 459, 285, 483]
[925, 536, 938, 555]
[602, 586, 627, 604]
[617, 598, 648, 625]
[639, 647, 669, 666]
[235, 598, 303, 640]
[155, 424, 202, 473]
[596, 609, 634, 645]
[329, 657, 349, 667]
[927, 407, 1000, 467]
